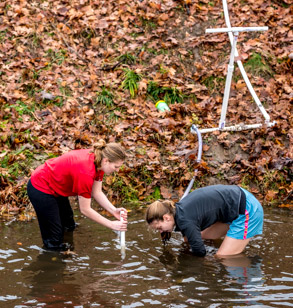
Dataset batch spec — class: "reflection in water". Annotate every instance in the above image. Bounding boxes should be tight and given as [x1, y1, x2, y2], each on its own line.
[23, 252, 80, 308]
[157, 244, 265, 306]
[79, 261, 132, 308]
[219, 254, 264, 305]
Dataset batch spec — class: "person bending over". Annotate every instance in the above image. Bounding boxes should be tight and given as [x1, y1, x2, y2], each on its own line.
[27, 139, 127, 251]
[146, 185, 263, 257]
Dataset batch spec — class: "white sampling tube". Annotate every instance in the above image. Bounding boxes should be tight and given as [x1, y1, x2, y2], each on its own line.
[120, 211, 126, 259]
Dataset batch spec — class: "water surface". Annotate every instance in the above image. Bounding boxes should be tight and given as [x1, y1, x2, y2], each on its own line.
[0, 207, 292, 307]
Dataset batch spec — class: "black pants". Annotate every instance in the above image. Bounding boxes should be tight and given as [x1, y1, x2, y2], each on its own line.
[27, 179, 76, 250]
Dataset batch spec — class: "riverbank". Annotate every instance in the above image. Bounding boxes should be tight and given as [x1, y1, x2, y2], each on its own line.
[0, 0, 292, 220]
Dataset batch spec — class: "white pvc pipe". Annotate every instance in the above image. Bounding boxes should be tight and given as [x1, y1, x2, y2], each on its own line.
[181, 178, 195, 200]
[221, 0, 271, 123]
[190, 124, 203, 163]
[199, 121, 276, 134]
[120, 211, 126, 259]
[219, 32, 238, 129]
[181, 125, 203, 200]
[206, 26, 268, 33]
[237, 63, 271, 122]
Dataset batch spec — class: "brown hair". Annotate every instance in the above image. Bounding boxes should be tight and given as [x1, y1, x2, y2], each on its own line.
[91, 139, 126, 169]
[146, 200, 175, 224]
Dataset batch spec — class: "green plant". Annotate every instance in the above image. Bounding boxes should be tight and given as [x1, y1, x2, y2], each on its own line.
[121, 69, 142, 98]
[164, 87, 184, 104]
[46, 49, 67, 65]
[147, 81, 165, 102]
[130, 32, 141, 38]
[105, 110, 121, 123]
[191, 113, 202, 125]
[159, 65, 168, 75]
[58, 82, 72, 97]
[80, 27, 96, 40]
[121, 184, 139, 202]
[144, 186, 163, 202]
[137, 165, 153, 186]
[111, 177, 139, 203]
[0, 149, 35, 180]
[147, 81, 184, 104]
[27, 32, 41, 48]
[153, 186, 162, 199]
[0, 120, 8, 130]
[10, 100, 35, 121]
[24, 84, 38, 97]
[116, 53, 136, 65]
[262, 170, 285, 191]
[239, 174, 252, 190]
[96, 87, 114, 107]
[0, 31, 7, 42]
[202, 75, 225, 92]
[244, 52, 273, 77]
[140, 18, 157, 31]
[136, 147, 147, 155]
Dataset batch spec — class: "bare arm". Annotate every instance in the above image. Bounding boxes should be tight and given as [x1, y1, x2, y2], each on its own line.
[91, 180, 127, 221]
[78, 196, 127, 231]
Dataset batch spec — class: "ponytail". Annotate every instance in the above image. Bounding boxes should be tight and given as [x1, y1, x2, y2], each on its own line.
[146, 200, 175, 224]
[92, 139, 126, 168]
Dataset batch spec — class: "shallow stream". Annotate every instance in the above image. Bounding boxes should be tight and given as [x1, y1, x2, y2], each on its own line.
[0, 207, 292, 307]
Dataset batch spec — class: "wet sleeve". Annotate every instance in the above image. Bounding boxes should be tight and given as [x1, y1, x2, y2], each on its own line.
[183, 222, 206, 257]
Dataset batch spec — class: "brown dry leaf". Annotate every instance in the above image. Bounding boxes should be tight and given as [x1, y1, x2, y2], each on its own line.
[265, 190, 278, 202]
[160, 186, 172, 199]
[278, 203, 293, 209]
[149, 2, 161, 10]
[147, 149, 160, 160]
[159, 13, 169, 21]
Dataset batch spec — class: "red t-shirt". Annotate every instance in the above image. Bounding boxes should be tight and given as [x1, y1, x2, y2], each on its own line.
[31, 149, 104, 198]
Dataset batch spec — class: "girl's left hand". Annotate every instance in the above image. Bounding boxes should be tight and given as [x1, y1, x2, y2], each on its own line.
[114, 208, 128, 222]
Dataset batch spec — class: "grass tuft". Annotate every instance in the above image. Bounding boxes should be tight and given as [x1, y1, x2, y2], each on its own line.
[121, 69, 142, 98]
[96, 87, 115, 107]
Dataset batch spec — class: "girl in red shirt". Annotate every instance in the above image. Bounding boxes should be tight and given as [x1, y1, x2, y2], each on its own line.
[27, 139, 127, 251]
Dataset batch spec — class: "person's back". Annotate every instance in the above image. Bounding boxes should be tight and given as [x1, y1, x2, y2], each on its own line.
[175, 185, 245, 230]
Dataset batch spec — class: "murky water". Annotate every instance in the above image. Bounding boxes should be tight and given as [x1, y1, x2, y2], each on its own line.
[0, 207, 292, 308]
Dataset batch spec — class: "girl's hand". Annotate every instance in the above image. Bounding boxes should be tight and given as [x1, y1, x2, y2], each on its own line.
[111, 220, 127, 231]
[113, 208, 128, 222]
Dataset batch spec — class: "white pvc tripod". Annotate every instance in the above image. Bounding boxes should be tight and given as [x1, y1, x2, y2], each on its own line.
[199, 0, 276, 134]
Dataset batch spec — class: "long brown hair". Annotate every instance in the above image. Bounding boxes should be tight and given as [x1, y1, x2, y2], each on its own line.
[91, 139, 126, 169]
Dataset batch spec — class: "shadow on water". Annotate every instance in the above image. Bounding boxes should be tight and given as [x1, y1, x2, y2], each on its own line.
[0, 208, 292, 307]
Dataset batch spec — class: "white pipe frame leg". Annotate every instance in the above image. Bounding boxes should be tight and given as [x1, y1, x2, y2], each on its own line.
[120, 211, 126, 259]
[199, 0, 276, 134]
[219, 31, 239, 129]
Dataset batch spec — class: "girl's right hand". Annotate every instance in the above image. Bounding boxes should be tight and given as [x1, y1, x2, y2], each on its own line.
[111, 220, 127, 231]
